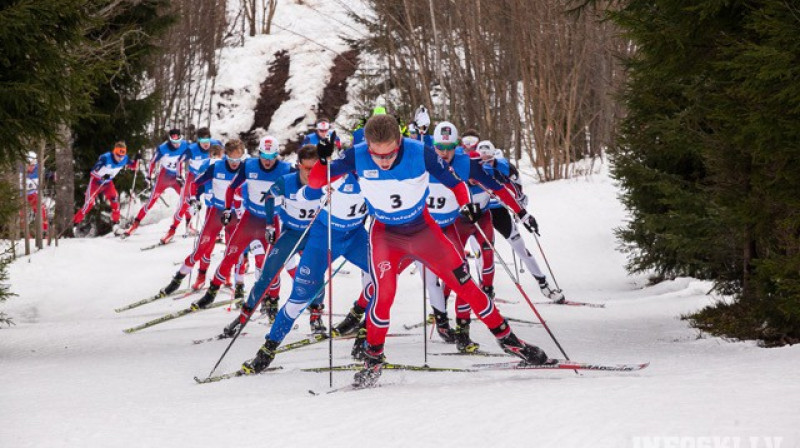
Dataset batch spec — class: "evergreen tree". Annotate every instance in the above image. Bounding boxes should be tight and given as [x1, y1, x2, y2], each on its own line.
[611, 1, 800, 344]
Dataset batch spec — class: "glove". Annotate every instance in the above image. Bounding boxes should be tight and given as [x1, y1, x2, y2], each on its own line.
[265, 226, 276, 244]
[316, 131, 337, 164]
[220, 208, 233, 225]
[238, 303, 255, 325]
[459, 203, 482, 224]
[102, 174, 111, 180]
[188, 197, 201, 212]
[518, 210, 539, 235]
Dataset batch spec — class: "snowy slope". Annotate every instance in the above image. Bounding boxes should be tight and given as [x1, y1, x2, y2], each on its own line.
[212, 0, 369, 145]
[3, 164, 799, 448]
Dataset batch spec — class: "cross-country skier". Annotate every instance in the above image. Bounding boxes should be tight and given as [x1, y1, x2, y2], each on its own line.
[23, 151, 49, 234]
[157, 139, 245, 298]
[302, 117, 341, 148]
[191, 135, 293, 307]
[160, 127, 221, 244]
[308, 114, 549, 387]
[421, 123, 534, 354]
[237, 169, 376, 374]
[74, 142, 138, 228]
[209, 145, 321, 320]
[124, 128, 189, 236]
[481, 144, 566, 303]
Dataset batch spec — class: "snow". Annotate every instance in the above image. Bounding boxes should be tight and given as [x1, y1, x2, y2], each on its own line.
[211, 0, 368, 146]
[3, 163, 799, 448]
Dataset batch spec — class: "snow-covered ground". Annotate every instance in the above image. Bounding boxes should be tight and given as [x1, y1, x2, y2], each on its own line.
[3, 165, 799, 448]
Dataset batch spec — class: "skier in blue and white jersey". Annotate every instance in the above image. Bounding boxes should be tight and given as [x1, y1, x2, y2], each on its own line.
[125, 128, 190, 236]
[192, 135, 293, 308]
[239, 172, 377, 373]
[74, 142, 138, 226]
[161, 127, 222, 243]
[156, 140, 245, 299]
[307, 114, 549, 387]
[479, 144, 566, 303]
[216, 145, 321, 319]
[302, 117, 341, 148]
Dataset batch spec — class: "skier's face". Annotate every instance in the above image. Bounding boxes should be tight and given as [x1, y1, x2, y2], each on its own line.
[367, 139, 401, 170]
[226, 149, 244, 169]
[260, 158, 277, 170]
[297, 158, 317, 184]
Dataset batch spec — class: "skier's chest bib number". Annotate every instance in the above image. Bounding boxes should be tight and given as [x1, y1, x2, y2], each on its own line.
[298, 208, 316, 219]
[427, 196, 446, 209]
[390, 194, 402, 209]
[347, 202, 368, 217]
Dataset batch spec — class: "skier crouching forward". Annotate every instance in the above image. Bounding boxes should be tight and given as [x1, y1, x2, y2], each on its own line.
[308, 114, 549, 388]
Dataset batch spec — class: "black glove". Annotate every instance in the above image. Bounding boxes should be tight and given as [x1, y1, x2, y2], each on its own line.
[459, 203, 482, 224]
[317, 131, 337, 164]
[189, 197, 201, 212]
[102, 174, 111, 180]
[220, 208, 233, 225]
[518, 210, 539, 235]
[265, 226, 276, 244]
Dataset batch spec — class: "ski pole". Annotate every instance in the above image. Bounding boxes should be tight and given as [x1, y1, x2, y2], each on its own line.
[205, 197, 328, 379]
[477, 183, 561, 290]
[422, 267, 428, 365]
[125, 162, 140, 224]
[325, 157, 334, 388]
[471, 221, 575, 370]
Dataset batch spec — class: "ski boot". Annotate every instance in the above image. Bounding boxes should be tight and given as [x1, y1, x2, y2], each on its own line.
[536, 277, 565, 304]
[158, 273, 186, 297]
[494, 323, 549, 365]
[222, 317, 241, 338]
[160, 226, 177, 245]
[308, 304, 327, 335]
[260, 296, 279, 323]
[241, 339, 280, 374]
[351, 324, 367, 360]
[191, 270, 207, 291]
[234, 283, 245, 300]
[454, 318, 480, 353]
[482, 285, 496, 300]
[333, 304, 364, 336]
[352, 344, 386, 389]
[124, 219, 140, 237]
[191, 283, 220, 310]
[432, 309, 455, 343]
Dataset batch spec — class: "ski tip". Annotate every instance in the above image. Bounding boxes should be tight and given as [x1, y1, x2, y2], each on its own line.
[308, 389, 319, 396]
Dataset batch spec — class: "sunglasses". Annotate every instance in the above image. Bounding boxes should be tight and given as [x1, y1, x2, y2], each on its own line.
[197, 138, 211, 144]
[260, 152, 279, 160]
[367, 140, 401, 160]
[434, 142, 457, 152]
[227, 155, 244, 162]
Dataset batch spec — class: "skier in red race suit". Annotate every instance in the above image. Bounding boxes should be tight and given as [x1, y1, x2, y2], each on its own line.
[309, 114, 550, 387]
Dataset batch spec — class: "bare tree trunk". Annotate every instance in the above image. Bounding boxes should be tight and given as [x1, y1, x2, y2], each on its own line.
[19, 164, 30, 255]
[54, 124, 75, 239]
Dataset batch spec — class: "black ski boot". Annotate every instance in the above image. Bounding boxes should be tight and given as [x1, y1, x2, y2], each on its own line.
[222, 317, 241, 338]
[482, 285, 495, 300]
[454, 318, 480, 353]
[333, 304, 365, 336]
[492, 321, 549, 365]
[241, 339, 280, 374]
[260, 296, 279, 323]
[309, 304, 327, 334]
[352, 344, 386, 389]
[351, 323, 367, 360]
[159, 273, 186, 297]
[234, 283, 245, 300]
[191, 283, 220, 310]
[433, 309, 455, 343]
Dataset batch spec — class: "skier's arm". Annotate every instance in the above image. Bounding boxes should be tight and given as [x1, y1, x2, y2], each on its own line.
[308, 147, 355, 188]
[469, 160, 523, 214]
[424, 147, 471, 207]
[225, 169, 247, 210]
[263, 177, 285, 220]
